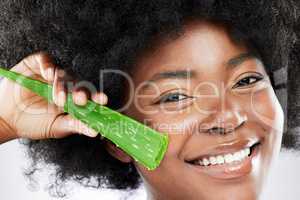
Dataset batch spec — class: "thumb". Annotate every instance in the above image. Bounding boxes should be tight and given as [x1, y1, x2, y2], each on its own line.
[49, 114, 99, 138]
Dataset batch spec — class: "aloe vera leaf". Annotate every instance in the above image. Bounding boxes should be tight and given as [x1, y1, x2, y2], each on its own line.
[0, 67, 169, 170]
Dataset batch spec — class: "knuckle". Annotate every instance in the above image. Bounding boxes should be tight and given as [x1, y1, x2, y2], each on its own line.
[33, 51, 50, 64]
[20, 51, 50, 70]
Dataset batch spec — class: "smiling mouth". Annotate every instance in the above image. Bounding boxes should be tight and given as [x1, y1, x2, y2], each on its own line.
[185, 142, 260, 166]
[184, 140, 262, 180]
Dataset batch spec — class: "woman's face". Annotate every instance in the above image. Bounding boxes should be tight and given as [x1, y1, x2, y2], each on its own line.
[119, 20, 284, 200]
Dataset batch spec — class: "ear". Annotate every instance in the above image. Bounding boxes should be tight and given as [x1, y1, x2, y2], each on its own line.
[104, 139, 132, 163]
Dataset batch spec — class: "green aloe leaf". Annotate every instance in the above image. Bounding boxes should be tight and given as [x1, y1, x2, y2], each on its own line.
[0, 67, 169, 170]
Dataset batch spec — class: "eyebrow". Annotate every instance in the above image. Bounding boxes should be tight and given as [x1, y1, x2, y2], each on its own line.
[140, 70, 196, 90]
[141, 52, 259, 90]
[149, 69, 196, 81]
[226, 52, 258, 69]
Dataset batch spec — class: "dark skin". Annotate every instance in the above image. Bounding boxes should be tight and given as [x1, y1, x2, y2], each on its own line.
[0, 20, 284, 200]
[107, 20, 284, 200]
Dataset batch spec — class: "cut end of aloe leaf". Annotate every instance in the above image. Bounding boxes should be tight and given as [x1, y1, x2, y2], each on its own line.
[63, 95, 169, 170]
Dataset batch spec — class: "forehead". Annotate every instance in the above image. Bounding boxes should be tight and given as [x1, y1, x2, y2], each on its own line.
[130, 20, 250, 84]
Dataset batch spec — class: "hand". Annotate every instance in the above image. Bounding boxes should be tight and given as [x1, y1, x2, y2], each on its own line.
[0, 52, 108, 141]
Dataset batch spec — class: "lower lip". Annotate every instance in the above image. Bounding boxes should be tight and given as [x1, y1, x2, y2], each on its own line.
[186, 144, 260, 180]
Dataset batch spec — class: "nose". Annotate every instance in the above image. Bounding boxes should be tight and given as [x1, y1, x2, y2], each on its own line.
[200, 95, 247, 135]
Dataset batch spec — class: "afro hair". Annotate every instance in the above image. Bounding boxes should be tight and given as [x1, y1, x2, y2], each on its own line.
[0, 0, 299, 195]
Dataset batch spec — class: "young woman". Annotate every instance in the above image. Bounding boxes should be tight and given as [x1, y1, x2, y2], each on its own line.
[0, 1, 299, 199]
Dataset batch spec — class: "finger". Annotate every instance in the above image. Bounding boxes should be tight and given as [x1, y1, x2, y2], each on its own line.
[52, 68, 67, 107]
[72, 89, 88, 106]
[22, 52, 56, 82]
[36, 53, 56, 82]
[49, 114, 98, 138]
[92, 92, 108, 105]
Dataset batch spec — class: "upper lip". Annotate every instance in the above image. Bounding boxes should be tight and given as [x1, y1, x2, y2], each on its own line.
[185, 138, 261, 163]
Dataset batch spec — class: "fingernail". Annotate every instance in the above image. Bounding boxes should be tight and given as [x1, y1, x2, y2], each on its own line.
[100, 93, 108, 105]
[45, 67, 55, 81]
[86, 128, 98, 137]
[57, 91, 66, 107]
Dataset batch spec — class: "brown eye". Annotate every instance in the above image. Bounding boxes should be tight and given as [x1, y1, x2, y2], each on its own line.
[233, 75, 264, 89]
[156, 93, 190, 104]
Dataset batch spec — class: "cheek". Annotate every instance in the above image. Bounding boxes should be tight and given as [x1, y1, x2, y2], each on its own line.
[247, 88, 284, 140]
[131, 115, 194, 193]
[127, 103, 196, 157]
[134, 137, 198, 200]
[246, 87, 284, 179]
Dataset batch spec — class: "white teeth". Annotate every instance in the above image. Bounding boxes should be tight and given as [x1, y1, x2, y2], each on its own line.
[192, 147, 251, 166]
[198, 160, 204, 165]
[209, 156, 217, 165]
[203, 158, 210, 166]
[216, 155, 225, 164]
[245, 148, 250, 156]
[233, 152, 241, 161]
[224, 154, 233, 163]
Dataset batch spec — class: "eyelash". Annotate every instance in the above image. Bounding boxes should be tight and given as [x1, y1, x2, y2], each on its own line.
[155, 92, 191, 104]
[232, 75, 264, 89]
[155, 75, 264, 104]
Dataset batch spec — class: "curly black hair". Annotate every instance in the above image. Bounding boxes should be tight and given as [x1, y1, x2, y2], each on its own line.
[0, 0, 299, 196]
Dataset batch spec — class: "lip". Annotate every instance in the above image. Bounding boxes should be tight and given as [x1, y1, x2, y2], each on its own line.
[185, 138, 260, 162]
[185, 141, 261, 180]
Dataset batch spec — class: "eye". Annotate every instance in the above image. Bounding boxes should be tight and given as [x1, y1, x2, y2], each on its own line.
[155, 93, 191, 104]
[233, 75, 264, 89]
